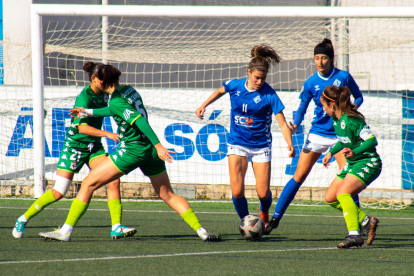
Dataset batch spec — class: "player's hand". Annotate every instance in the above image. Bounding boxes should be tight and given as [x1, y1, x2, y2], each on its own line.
[106, 132, 120, 143]
[195, 106, 206, 120]
[341, 148, 355, 158]
[69, 107, 86, 119]
[287, 144, 295, 158]
[322, 152, 332, 168]
[288, 121, 298, 134]
[154, 143, 175, 163]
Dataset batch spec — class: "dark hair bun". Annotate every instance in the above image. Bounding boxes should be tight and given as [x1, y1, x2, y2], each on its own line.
[322, 38, 333, 45]
[83, 61, 95, 73]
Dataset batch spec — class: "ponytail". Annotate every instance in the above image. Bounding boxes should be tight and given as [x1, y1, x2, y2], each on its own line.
[83, 61, 104, 82]
[321, 85, 364, 119]
[248, 44, 281, 73]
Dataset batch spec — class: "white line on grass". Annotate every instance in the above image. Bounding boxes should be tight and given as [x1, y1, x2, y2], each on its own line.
[0, 247, 338, 265]
[1, 206, 414, 220]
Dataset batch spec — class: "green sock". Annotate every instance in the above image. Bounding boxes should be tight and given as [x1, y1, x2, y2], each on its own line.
[65, 199, 89, 227]
[337, 193, 360, 233]
[180, 208, 202, 232]
[24, 190, 56, 220]
[108, 199, 122, 226]
[327, 200, 367, 224]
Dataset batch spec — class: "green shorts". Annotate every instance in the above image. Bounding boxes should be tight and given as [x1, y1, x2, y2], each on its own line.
[109, 140, 166, 177]
[337, 157, 382, 187]
[57, 140, 107, 173]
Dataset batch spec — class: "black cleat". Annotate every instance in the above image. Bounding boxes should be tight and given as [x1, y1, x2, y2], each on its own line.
[201, 233, 222, 242]
[337, 235, 364, 249]
[360, 217, 379, 245]
[263, 216, 280, 235]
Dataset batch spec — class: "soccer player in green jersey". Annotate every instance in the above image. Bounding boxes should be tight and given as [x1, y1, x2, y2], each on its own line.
[13, 62, 136, 240]
[321, 85, 381, 249]
[39, 65, 221, 242]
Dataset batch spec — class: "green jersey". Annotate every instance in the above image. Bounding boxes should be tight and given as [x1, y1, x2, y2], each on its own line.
[67, 85, 110, 144]
[108, 85, 149, 144]
[331, 113, 380, 163]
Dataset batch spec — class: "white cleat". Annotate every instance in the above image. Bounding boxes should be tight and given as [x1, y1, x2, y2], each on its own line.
[39, 229, 71, 242]
[197, 227, 222, 242]
[12, 220, 26, 238]
[110, 224, 137, 239]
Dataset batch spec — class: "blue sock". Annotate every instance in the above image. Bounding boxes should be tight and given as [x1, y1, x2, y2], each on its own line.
[273, 178, 302, 219]
[232, 196, 249, 219]
[352, 194, 360, 208]
[259, 191, 272, 213]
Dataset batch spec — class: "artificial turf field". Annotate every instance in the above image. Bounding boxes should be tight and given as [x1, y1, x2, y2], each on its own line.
[1, 199, 414, 275]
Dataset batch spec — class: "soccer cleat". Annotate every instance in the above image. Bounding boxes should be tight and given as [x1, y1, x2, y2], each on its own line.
[12, 220, 26, 238]
[263, 216, 280, 235]
[110, 225, 137, 239]
[39, 229, 71, 242]
[337, 235, 364, 249]
[260, 211, 269, 233]
[360, 217, 379, 245]
[197, 228, 222, 242]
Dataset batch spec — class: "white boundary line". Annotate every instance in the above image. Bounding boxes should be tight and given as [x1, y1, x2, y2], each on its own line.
[1, 206, 414, 220]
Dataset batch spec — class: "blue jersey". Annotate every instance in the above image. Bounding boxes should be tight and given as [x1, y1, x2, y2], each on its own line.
[293, 67, 363, 137]
[224, 78, 285, 148]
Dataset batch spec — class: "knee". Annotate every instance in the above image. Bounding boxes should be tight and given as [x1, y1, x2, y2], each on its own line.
[108, 179, 120, 190]
[52, 189, 63, 200]
[256, 189, 269, 200]
[159, 188, 175, 202]
[293, 170, 309, 184]
[232, 190, 244, 199]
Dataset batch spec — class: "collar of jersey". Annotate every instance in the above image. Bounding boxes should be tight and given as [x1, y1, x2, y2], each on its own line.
[317, 67, 335, 81]
[244, 79, 257, 93]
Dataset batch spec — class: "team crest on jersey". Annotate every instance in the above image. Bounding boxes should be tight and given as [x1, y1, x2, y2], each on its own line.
[70, 161, 77, 170]
[253, 95, 261, 104]
[314, 85, 320, 91]
[59, 162, 66, 167]
[341, 120, 346, 129]
[333, 79, 341, 87]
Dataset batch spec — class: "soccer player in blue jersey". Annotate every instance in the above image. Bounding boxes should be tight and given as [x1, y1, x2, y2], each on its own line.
[266, 38, 374, 235]
[195, 45, 295, 231]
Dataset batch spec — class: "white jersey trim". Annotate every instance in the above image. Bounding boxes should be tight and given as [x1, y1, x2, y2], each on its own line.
[317, 68, 335, 81]
[244, 80, 257, 93]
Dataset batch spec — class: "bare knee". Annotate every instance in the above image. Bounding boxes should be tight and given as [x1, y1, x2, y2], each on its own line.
[52, 189, 63, 200]
[108, 179, 120, 191]
[256, 189, 269, 200]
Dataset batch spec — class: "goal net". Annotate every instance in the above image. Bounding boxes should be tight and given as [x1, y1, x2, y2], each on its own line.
[1, 4, 414, 209]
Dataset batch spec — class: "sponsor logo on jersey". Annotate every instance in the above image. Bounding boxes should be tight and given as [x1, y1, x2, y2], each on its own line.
[236, 90, 241, 96]
[88, 143, 94, 152]
[333, 79, 341, 87]
[362, 167, 369, 173]
[234, 114, 254, 126]
[357, 172, 364, 178]
[314, 85, 320, 91]
[341, 120, 345, 129]
[253, 95, 261, 104]
[59, 162, 66, 167]
[123, 110, 134, 120]
[61, 154, 67, 160]
[337, 136, 351, 143]
[360, 127, 374, 140]
[70, 161, 77, 170]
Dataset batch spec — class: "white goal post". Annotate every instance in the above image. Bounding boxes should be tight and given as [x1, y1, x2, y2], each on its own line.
[29, 4, 414, 201]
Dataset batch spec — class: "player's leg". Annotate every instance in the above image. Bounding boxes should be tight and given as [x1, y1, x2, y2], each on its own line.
[89, 155, 136, 239]
[39, 157, 123, 241]
[228, 153, 249, 219]
[149, 171, 221, 242]
[12, 169, 74, 238]
[251, 148, 272, 231]
[335, 174, 366, 248]
[334, 152, 360, 208]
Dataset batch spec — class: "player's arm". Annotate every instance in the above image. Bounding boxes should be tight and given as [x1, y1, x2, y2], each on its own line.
[109, 98, 173, 162]
[78, 124, 119, 143]
[348, 75, 363, 108]
[342, 126, 378, 158]
[195, 86, 226, 120]
[291, 84, 312, 133]
[323, 141, 343, 168]
[69, 106, 112, 118]
[275, 111, 295, 158]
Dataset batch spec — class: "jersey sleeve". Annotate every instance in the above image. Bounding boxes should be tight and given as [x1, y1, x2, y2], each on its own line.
[92, 107, 112, 117]
[73, 93, 91, 126]
[266, 89, 285, 115]
[293, 83, 313, 126]
[347, 74, 363, 108]
[223, 79, 237, 93]
[109, 97, 141, 125]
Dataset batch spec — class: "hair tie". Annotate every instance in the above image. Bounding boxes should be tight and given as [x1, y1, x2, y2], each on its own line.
[322, 91, 336, 102]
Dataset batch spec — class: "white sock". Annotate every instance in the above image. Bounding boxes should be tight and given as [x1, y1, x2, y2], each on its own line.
[18, 215, 28, 223]
[197, 227, 207, 237]
[349, 230, 360, 236]
[60, 223, 74, 234]
[112, 223, 121, 231]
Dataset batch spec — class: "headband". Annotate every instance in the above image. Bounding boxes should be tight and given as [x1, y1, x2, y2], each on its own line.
[322, 91, 336, 102]
[314, 43, 334, 59]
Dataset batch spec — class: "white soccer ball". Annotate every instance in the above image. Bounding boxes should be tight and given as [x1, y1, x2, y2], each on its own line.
[239, 214, 265, 241]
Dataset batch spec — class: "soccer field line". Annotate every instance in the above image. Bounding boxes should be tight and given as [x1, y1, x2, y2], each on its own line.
[2, 246, 414, 265]
[1, 206, 414, 220]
